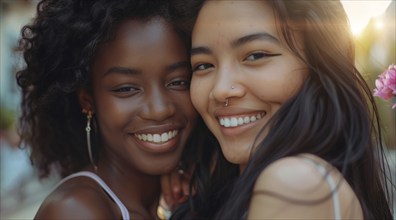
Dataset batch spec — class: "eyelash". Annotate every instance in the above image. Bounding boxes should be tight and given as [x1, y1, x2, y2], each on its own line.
[192, 63, 214, 73]
[192, 52, 281, 73]
[112, 86, 137, 93]
[112, 79, 190, 95]
[167, 79, 190, 88]
[244, 52, 281, 61]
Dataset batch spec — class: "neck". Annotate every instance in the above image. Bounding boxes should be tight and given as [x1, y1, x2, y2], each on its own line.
[95, 159, 161, 218]
[239, 163, 247, 174]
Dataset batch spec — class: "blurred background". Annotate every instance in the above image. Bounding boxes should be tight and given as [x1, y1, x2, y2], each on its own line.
[0, 0, 395, 219]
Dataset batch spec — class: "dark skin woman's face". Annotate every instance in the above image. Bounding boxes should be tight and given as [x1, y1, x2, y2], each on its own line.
[87, 18, 197, 175]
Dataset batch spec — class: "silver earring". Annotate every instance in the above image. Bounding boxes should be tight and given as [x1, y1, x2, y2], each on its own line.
[83, 109, 98, 171]
[224, 98, 229, 107]
[231, 86, 235, 89]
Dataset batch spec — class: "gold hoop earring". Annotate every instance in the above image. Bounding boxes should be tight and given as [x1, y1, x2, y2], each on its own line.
[83, 109, 98, 171]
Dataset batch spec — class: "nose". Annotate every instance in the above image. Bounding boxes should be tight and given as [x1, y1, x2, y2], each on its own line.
[139, 87, 176, 121]
[210, 64, 245, 105]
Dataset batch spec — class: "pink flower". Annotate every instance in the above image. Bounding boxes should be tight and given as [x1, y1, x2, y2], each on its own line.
[373, 64, 396, 109]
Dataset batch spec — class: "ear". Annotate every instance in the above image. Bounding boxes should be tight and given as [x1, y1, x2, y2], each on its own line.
[78, 88, 94, 113]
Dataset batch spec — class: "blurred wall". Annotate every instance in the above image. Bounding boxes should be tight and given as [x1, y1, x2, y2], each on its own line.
[1, 0, 37, 112]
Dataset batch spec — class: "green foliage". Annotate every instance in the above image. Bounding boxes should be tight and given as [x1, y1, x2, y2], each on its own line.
[0, 106, 16, 131]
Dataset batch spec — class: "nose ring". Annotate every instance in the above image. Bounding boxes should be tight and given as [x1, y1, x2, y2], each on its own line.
[223, 86, 234, 107]
[224, 98, 229, 107]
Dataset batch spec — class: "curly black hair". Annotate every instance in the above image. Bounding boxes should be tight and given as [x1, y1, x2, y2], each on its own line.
[16, 0, 192, 178]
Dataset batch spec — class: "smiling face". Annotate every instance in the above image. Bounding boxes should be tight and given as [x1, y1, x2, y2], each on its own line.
[190, 1, 308, 170]
[87, 18, 196, 175]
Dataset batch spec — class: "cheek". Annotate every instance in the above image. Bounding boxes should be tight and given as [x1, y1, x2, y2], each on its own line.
[94, 95, 135, 128]
[178, 93, 199, 121]
[96, 97, 131, 116]
[190, 77, 208, 114]
[248, 77, 288, 103]
[95, 103, 127, 133]
[249, 68, 305, 103]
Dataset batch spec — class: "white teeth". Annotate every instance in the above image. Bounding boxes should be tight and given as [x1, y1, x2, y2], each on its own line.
[135, 130, 178, 144]
[238, 117, 244, 125]
[219, 113, 265, 128]
[153, 134, 161, 142]
[147, 134, 153, 141]
[161, 133, 168, 142]
[230, 117, 238, 127]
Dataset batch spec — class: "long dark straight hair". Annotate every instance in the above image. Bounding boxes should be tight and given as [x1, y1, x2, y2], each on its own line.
[173, 0, 393, 219]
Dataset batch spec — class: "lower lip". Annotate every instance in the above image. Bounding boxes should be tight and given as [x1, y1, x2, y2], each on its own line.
[132, 134, 180, 154]
[219, 118, 263, 137]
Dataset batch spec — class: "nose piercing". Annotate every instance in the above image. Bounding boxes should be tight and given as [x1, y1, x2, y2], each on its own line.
[224, 98, 229, 107]
[223, 86, 234, 107]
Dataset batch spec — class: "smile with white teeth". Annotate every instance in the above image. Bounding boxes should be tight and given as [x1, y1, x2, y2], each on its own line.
[219, 113, 266, 128]
[135, 130, 178, 144]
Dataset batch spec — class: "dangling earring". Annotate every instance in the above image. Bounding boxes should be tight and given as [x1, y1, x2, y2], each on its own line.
[83, 109, 98, 171]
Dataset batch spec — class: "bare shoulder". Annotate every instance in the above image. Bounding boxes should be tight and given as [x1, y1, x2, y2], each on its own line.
[253, 155, 333, 199]
[248, 154, 363, 219]
[35, 177, 117, 219]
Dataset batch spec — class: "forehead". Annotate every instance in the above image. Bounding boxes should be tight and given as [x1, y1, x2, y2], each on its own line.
[115, 18, 171, 45]
[100, 18, 179, 55]
[91, 18, 187, 75]
[192, 1, 278, 44]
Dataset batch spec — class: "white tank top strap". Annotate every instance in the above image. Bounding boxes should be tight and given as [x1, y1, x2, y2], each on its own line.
[55, 171, 130, 220]
[302, 158, 341, 220]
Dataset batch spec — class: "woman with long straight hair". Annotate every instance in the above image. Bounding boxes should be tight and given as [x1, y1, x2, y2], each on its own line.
[172, 0, 394, 219]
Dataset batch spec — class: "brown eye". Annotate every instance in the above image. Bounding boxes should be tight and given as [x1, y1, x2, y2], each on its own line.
[112, 86, 136, 93]
[167, 79, 190, 90]
[245, 52, 281, 61]
[111, 86, 140, 97]
[192, 63, 214, 73]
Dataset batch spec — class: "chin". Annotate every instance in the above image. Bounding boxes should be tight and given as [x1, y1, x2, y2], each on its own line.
[221, 148, 249, 166]
[222, 154, 241, 165]
[148, 159, 180, 175]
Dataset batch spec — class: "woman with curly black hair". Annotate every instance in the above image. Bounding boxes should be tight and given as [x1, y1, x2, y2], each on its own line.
[16, 0, 205, 219]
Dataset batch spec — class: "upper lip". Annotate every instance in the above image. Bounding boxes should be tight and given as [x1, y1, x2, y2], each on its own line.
[130, 123, 182, 134]
[214, 107, 266, 118]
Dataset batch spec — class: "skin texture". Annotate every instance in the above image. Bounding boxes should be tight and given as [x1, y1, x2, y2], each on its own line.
[249, 155, 363, 219]
[190, 1, 364, 219]
[35, 17, 197, 219]
[191, 0, 307, 170]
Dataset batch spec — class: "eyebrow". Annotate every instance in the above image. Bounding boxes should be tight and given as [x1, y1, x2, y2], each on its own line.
[104, 67, 140, 76]
[165, 61, 191, 72]
[231, 32, 280, 48]
[103, 61, 190, 77]
[191, 32, 280, 56]
[191, 46, 212, 57]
